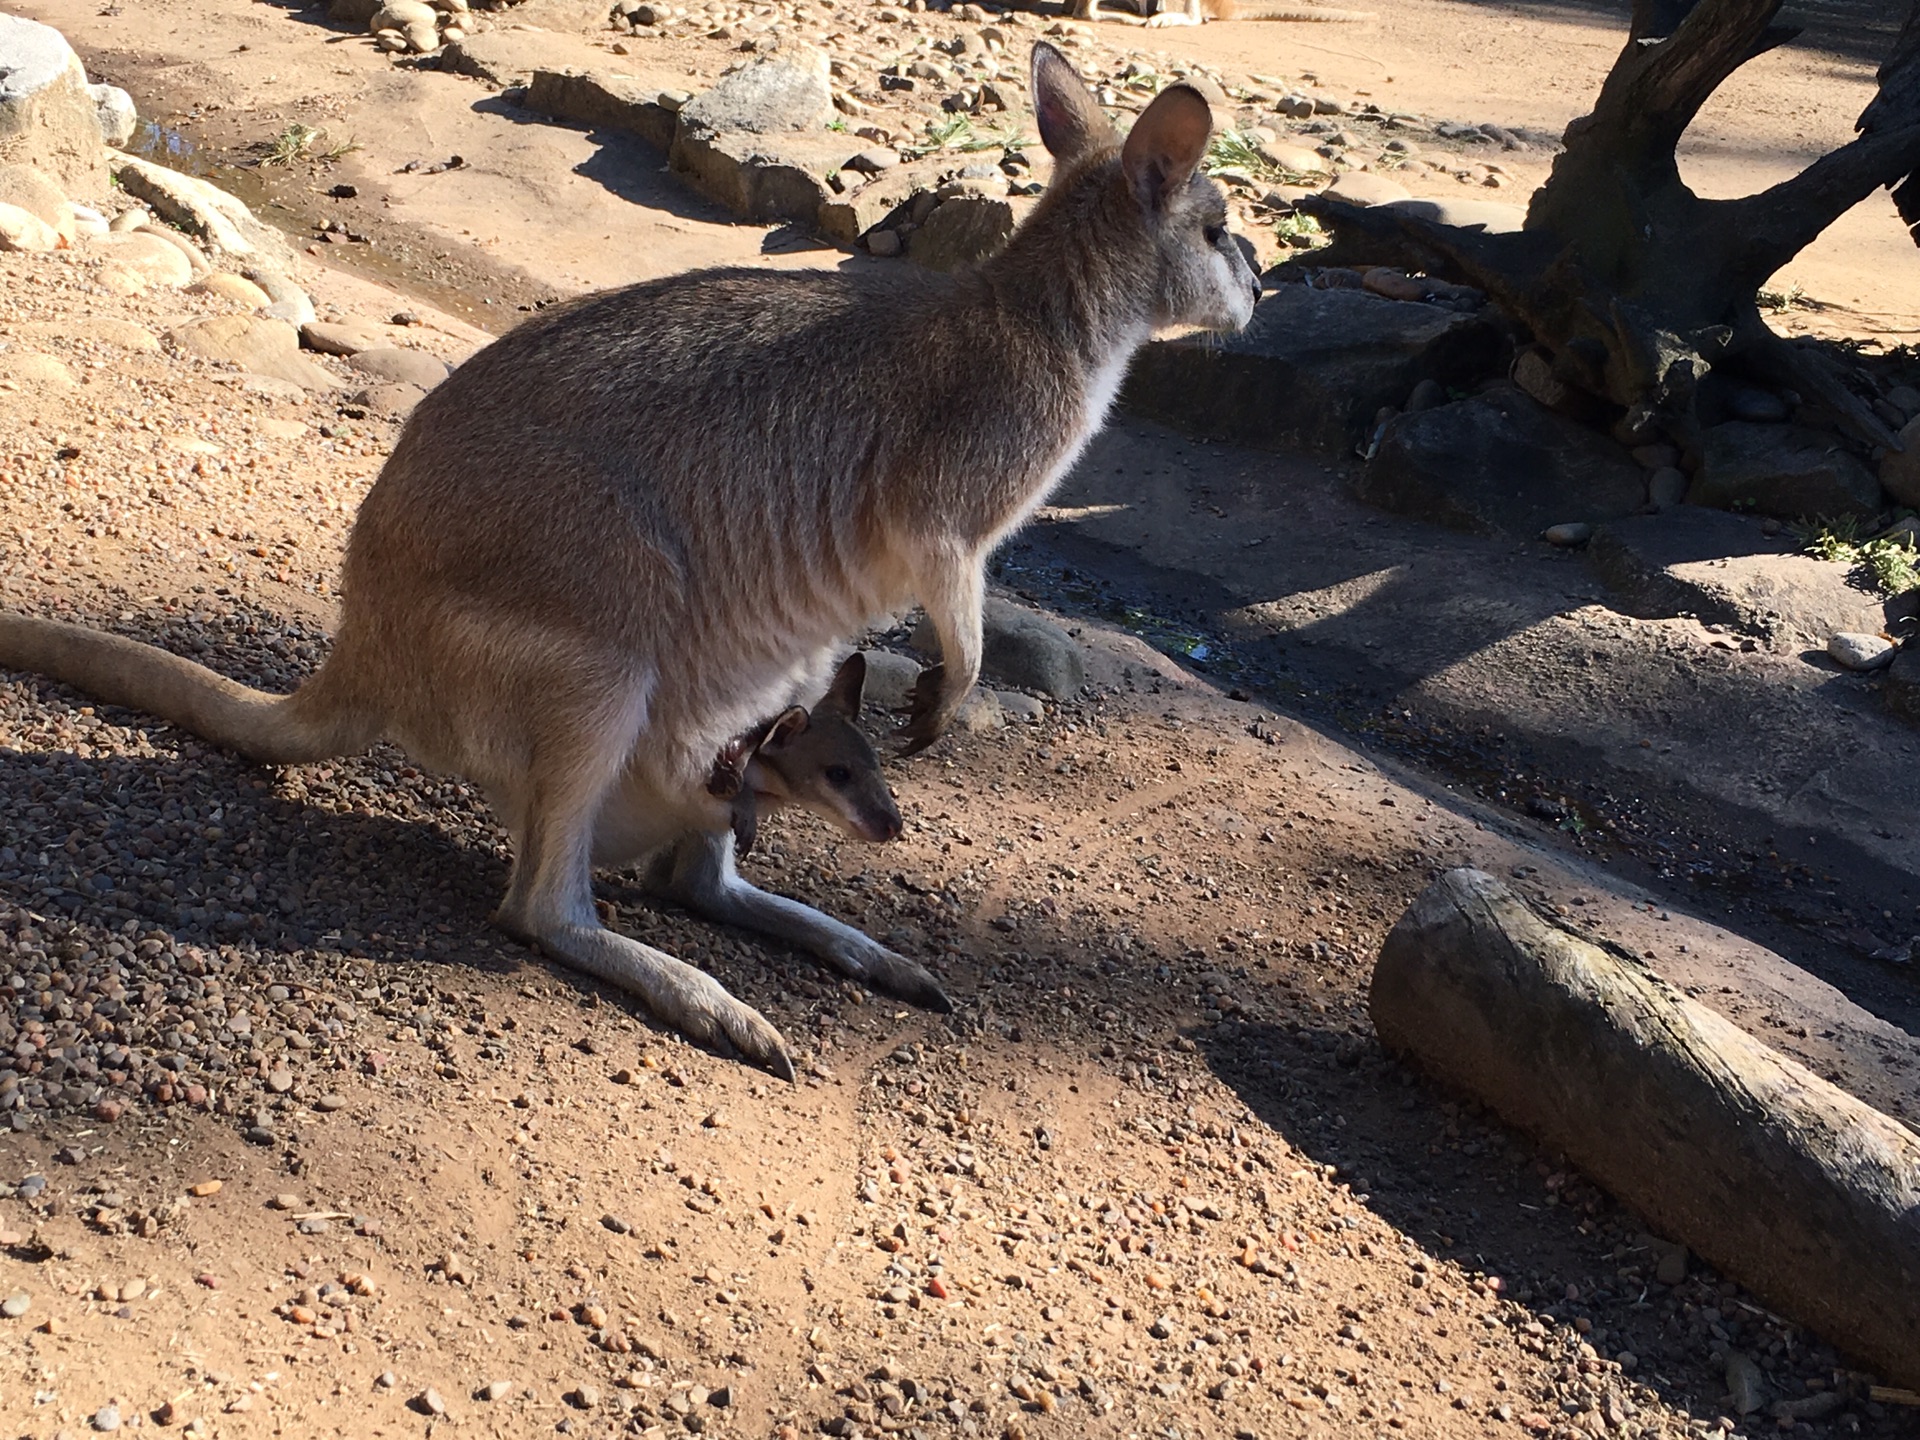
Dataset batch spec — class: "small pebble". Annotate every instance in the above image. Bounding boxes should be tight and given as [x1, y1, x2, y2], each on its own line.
[573, 1383, 602, 1409]
[1, 1292, 29, 1318]
[1542, 522, 1594, 547]
[94, 1403, 122, 1432]
[416, 1387, 447, 1416]
[482, 1379, 514, 1402]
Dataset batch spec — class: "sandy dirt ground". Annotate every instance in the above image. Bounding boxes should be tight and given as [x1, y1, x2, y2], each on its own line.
[3, 0, 1920, 1437]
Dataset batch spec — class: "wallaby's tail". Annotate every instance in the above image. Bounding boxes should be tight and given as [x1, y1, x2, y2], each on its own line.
[0, 611, 370, 765]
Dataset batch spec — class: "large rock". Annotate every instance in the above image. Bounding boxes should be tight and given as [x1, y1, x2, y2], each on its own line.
[167, 315, 337, 389]
[909, 194, 1016, 272]
[1689, 422, 1883, 520]
[523, 69, 676, 150]
[457, 33, 639, 87]
[1357, 391, 1647, 538]
[88, 83, 135, 147]
[1379, 196, 1527, 233]
[857, 649, 921, 712]
[817, 158, 945, 244]
[911, 597, 1085, 700]
[0, 199, 61, 252]
[1879, 415, 1920, 510]
[0, 162, 75, 240]
[1885, 645, 1920, 730]
[110, 152, 292, 263]
[88, 229, 195, 288]
[0, 14, 107, 194]
[347, 346, 451, 388]
[1587, 506, 1892, 652]
[677, 49, 833, 135]
[668, 128, 838, 225]
[1320, 172, 1411, 207]
[1121, 282, 1504, 453]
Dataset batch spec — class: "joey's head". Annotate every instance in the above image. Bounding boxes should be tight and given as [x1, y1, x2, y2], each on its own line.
[747, 655, 903, 845]
[1026, 42, 1261, 335]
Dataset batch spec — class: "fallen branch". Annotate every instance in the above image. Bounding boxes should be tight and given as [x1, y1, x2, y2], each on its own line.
[1370, 868, 1920, 1390]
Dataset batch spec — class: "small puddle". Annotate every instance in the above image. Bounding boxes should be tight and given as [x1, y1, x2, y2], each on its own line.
[125, 119, 520, 329]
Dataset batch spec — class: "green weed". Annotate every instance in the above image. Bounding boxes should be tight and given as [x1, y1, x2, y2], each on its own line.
[1797, 515, 1920, 597]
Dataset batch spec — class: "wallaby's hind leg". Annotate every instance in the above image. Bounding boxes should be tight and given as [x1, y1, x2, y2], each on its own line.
[899, 550, 984, 754]
[650, 830, 953, 1013]
[490, 696, 795, 1080]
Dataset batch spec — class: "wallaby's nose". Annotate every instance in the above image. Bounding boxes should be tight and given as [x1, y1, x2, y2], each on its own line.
[1250, 271, 1264, 304]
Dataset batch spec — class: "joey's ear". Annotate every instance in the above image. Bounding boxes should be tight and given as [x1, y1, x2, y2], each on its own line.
[763, 706, 810, 750]
[1120, 83, 1212, 212]
[1031, 42, 1114, 163]
[822, 653, 867, 718]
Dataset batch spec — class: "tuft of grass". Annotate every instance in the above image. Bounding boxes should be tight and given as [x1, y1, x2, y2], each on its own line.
[1204, 129, 1325, 187]
[900, 114, 1031, 160]
[260, 123, 356, 167]
[1797, 515, 1920, 597]
[261, 122, 323, 167]
[1757, 282, 1808, 314]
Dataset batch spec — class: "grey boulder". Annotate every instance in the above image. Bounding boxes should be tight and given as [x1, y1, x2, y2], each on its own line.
[0, 14, 108, 193]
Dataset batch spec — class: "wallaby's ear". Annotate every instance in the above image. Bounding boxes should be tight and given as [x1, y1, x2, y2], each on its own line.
[821, 653, 867, 718]
[762, 706, 810, 751]
[1120, 83, 1213, 212]
[1031, 42, 1114, 164]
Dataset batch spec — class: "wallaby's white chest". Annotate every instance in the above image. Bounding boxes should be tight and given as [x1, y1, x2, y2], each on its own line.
[1004, 332, 1146, 544]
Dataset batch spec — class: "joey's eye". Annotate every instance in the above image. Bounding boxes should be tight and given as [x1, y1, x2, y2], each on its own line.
[1203, 225, 1226, 247]
[825, 764, 853, 786]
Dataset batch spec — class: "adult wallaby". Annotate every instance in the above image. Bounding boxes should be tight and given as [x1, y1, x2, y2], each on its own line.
[704, 653, 902, 860]
[0, 43, 1258, 1078]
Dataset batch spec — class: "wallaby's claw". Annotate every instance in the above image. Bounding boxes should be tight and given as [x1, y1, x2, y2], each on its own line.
[897, 663, 950, 756]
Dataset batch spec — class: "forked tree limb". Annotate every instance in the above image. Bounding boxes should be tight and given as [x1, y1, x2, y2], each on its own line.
[1729, 120, 1920, 281]
[1370, 869, 1920, 1391]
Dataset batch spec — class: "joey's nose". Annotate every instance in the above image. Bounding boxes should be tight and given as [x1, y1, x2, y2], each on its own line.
[1251, 271, 1264, 303]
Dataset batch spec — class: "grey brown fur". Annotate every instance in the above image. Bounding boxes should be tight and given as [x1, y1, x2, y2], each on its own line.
[0, 44, 1257, 1077]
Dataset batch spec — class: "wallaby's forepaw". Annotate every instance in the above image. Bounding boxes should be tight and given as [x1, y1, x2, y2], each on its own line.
[897, 663, 953, 756]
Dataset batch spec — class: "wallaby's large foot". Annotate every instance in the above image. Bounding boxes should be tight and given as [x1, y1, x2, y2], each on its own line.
[897, 663, 956, 755]
[496, 908, 797, 1081]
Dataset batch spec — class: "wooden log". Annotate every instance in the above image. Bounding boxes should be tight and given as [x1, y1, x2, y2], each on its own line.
[1370, 868, 1920, 1389]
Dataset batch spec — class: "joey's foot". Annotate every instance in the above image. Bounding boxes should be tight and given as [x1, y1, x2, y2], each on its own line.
[897, 663, 954, 756]
[860, 948, 955, 1014]
[823, 934, 954, 1013]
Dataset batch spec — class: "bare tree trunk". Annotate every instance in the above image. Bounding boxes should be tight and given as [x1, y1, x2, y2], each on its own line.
[1293, 0, 1920, 455]
[1371, 869, 1920, 1391]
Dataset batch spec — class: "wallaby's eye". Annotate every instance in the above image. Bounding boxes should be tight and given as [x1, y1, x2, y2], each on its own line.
[1203, 225, 1226, 248]
[825, 764, 853, 786]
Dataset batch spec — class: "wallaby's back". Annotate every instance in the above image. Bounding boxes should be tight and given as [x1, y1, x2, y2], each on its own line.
[343, 256, 1114, 779]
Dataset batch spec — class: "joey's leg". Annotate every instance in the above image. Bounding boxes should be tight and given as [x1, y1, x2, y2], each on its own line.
[652, 829, 953, 1013]
[495, 729, 795, 1080]
[900, 551, 984, 755]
